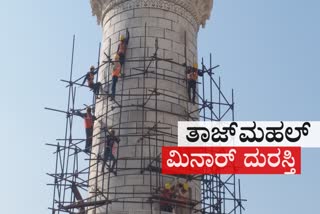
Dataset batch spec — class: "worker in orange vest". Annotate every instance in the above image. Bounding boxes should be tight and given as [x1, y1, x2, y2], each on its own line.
[73, 107, 96, 153]
[175, 182, 190, 214]
[117, 29, 130, 66]
[82, 66, 102, 98]
[186, 63, 204, 104]
[160, 183, 174, 212]
[110, 54, 122, 100]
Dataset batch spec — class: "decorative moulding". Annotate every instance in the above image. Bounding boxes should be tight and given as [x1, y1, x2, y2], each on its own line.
[90, 0, 213, 28]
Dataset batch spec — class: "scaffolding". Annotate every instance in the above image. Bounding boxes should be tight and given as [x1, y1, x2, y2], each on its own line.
[46, 26, 246, 214]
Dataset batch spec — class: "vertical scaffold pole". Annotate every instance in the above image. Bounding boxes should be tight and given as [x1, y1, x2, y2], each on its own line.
[202, 57, 206, 120]
[141, 22, 147, 172]
[210, 53, 213, 121]
[105, 37, 112, 214]
[219, 77, 221, 120]
[184, 31, 190, 121]
[51, 143, 60, 214]
[61, 35, 76, 208]
[155, 37, 160, 193]
[232, 89, 235, 121]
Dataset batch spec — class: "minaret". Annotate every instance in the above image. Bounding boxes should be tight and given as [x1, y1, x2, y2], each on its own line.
[89, 0, 213, 213]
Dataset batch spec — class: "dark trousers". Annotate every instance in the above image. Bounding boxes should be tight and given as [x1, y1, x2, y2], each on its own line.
[89, 82, 101, 95]
[119, 54, 125, 66]
[103, 148, 116, 172]
[93, 82, 101, 95]
[85, 128, 93, 153]
[188, 80, 196, 103]
[111, 76, 118, 98]
[160, 204, 173, 212]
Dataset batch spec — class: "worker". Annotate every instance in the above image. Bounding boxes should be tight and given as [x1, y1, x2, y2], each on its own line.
[110, 54, 122, 100]
[186, 63, 204, 104]
[82, 66, 102, 98]
[175, 182, 190, 214]
[117, 29, 130, 66]
[160, 182, 173, 212]
[102, 129, 119, 175]
[73, 107, 96, 153]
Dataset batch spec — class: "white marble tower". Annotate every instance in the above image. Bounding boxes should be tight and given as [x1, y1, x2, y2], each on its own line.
[89, 0, 213, 213]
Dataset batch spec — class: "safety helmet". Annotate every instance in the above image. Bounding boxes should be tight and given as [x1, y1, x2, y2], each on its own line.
[193, 63, 198, 69]
[183, 182, 189, 191]
[90, 65, 95, 70]
[120, 35, 125, 41]
[165, 183, 171, 190]
[109, 128, 115, 135]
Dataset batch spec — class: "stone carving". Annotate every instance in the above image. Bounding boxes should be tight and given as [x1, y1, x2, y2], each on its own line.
[90, 0, 213, 28]
[194, 0, 214, 27]
[90, 0, 104, 22]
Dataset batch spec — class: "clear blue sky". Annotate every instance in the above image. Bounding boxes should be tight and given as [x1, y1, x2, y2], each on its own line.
[0, 0, 319, 213]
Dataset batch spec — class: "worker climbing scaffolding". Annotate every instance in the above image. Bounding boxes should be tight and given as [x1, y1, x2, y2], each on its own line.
[101, 128, 119, 175]
[160, 182, 174, 212]
[117, 29, 130, 66]
[82, 65, 102, 98]
[174, 182, 190, 214]
[186, 63, 204, 104]
[158, 181, 191, 214]
[73, 107, 96, 153]
[107, 29, 130, 100]
[110, 54, 122, 100]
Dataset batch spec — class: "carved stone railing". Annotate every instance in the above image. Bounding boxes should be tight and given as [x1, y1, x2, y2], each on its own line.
[90, 0, 213, 28]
